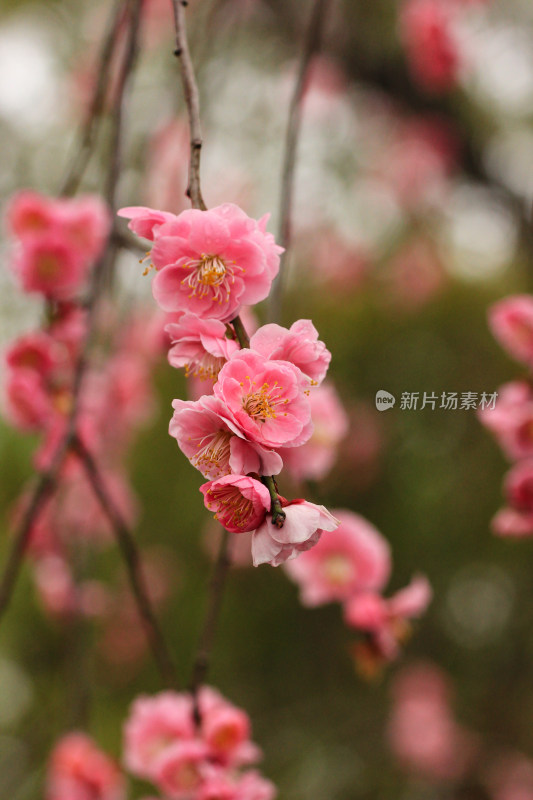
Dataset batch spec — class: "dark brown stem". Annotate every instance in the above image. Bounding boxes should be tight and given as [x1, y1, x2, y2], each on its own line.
[0, 437, 71, 622]
[269, 0, 331, 324]
[73, 436, 179, 688]
[189, 527, 231, 723]
[171, 0, 206, 210]
[0, 0, 143, 630]
[230, 315, 250, 349]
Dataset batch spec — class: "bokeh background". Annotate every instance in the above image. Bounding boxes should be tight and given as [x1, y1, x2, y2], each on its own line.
[2, 0, 533, 798]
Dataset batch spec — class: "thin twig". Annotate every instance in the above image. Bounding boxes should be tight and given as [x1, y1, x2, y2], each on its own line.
[60, 0, 126, 197]
[171, 0, 207, 210]
[73, 436, 179, 688]
[0, 0, 142, 629]
[169, 0, 231, 712]
[269, 0, 331, 324]
[189, 527, 231, 722]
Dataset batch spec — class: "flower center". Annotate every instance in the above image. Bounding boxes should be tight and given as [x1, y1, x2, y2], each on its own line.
[193, 430, 232, 477]
[323, 554, 352, 587]
[181, 254, 242, 303]
[208, 484, 255, 529]
[185, 352, 225, 381]
[37, 253, 61, 279]
[243, 381, 286, 423]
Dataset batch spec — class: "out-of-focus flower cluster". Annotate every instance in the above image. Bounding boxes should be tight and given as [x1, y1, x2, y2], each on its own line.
[285, 510, 432, 672]
[388, 661, 533, 800]
[479, 295, 533, 537]
[3, 191, 171, 658]
[46, 686, 276, 800]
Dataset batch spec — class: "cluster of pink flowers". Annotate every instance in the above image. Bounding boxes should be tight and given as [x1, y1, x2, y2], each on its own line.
[285, 510, 432, 670]
[3, 192, 167, 620]
[6, 190, 109, 299]
[46, 687, 276, 800]
[479, 295, 533, 537]
[119, 203, 341, 566]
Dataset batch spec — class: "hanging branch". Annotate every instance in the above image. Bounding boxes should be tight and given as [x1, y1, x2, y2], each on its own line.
[269, 0, 331, 324]
[171, 0, 206, 211]
[170, 0, 232, 718]
[0, 0, 141, 627]
[73, 436, 179, 689]
[188, 528, 231, 722]
[60, 0, 126, 198]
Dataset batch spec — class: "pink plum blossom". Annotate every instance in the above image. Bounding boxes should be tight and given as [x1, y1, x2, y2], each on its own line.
[198, 686, 260, 767]
[200, 475, 271, 533]
[489, 295, 533, 368]
[214, 350, 313, 449]
[6, 190, 54, 237]
[278, 382, 349, 482]
[117, 205, 177, 241]
[166, 314, 239, 380]
[123, 692, 195, 779]
[4, 368, 52, 431]
[118, 204, 282, 322]
[154, 740, 210, 799]
[344, 574, 432, 660]
[284, 509, 391, 606]
[492, 508, 533, 538]
[400, 0, 461, 94]
[56, 195, 110, 260]
[6, 192, 109, 298]
[5, 330, 60, 376]
[169, 395, 283, 480]
[249, 320, 331, 386]
[251, 499, 340, 567]
[46, 732, 125, 800]
[387, 663, 478, 781]
[123, 687, 270, 795]
[492, 460, 533, 537]
[12, 230, 88, 299]
[198, 769, 276, 800]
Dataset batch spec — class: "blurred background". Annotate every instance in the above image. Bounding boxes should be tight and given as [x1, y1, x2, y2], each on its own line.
[2, 0, 533, 798]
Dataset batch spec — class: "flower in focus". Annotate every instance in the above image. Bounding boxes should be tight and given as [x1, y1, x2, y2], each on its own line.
[166, 314, 239, 380]
[251, 499, 340, 567]
[214, 350, 313, 449]
[119, 204, 282, 322]
[200, 475, 271, 533]
[249, 320, 331, 386]
[169, 395, 283, 480]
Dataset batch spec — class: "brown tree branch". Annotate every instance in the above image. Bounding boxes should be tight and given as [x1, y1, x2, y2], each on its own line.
[168, 0, 231, 713]
[269, 0, 332, 324]
[171, 0, 207, 211]
[73, 436, 179, 689]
